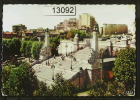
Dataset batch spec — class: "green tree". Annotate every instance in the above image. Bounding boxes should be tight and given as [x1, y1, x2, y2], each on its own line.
[105, 81, 119, 96]
[24, 36, 31, 41]
[88, 80, 121, 96]
[20, 41, 43, 60]
[33, 81, 52, 96]
[30, 36, 39, 41]
[69, 30, 90, 41]
[89, 80, 107, 96]
[50, 36, 60, 56]
[112, 47, 136, 91]
[25, 41, 32, 61]
[51, 73, 77, 96]
[2, 62, 38, 96]
[12, 38, 21, 56]
[20, 41, 27, 56]
[3, 38, 21, 61]
[31, 41, 43, 60]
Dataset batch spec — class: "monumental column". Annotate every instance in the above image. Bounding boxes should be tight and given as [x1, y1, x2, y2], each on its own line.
[88, 24, 102, 82]
[91, 25, 98, 51]
[39, 28, 51, 60]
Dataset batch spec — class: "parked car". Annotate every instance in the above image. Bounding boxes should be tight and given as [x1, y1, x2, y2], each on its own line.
[101, 37, 109, 41]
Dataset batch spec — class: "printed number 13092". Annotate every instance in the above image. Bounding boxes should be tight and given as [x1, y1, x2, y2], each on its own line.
[52, 7, 74, 13]
[44, 6, 76, 16]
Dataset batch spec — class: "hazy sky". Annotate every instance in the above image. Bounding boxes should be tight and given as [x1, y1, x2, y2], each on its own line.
[3, 4, 135, 32]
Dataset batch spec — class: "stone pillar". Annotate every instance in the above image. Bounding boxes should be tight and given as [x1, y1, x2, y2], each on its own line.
[74, 34, 79, 50]
[44, 29, 50, 47]
[91, 29, 98, 51]
[39, 28, 51, 60]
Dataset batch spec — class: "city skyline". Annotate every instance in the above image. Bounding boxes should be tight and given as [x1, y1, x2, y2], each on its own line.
[3, 5, 135, 32]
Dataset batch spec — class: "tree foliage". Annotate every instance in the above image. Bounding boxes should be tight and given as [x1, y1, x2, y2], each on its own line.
[69, 30, 91, 41]
[2, 62, 38, 96]
[20, 41, 43, 60]
[30, 36, 39, 41]
[31, 41, 43, 60]
[88, 80, 124, 96]
[89, 80, 107, 96]
[50, 36, 60, 56]
[33, 81, 52, 96]
[3, 38, 21, 61]
[112, 47, 136, 91]
[51, 73, 77, 96]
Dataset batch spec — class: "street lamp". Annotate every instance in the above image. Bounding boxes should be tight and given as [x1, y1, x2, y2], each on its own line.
[70, 46, 73, 70]
[65, 43, 68, 56]
[47, 50, 50, 65]
[100, 50, 104, 81]
[51, 65, 55, 80]
[79, 67, 83, 90]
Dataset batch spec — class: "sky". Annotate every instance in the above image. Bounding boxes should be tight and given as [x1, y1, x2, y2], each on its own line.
[3, 4, 135, 32]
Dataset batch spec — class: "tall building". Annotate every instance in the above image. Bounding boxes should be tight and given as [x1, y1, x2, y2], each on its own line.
[56, 18, 78, 30]
[99, 27, 103, 35]
[103, 24, 128, 35]
[12, 24, 27, 36]
[56, 22, 65, 30]
[79, 13, 96, 32]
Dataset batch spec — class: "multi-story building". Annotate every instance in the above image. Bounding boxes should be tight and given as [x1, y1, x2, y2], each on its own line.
[56, 18, 79, 31]
[12, 24, 27, 37]
[103, 24, 128, 35]
[28, 29, 46, 33]
[56, 22, 65, 30]
[79, 13, 96, 32]
[3, 32, 18, 39]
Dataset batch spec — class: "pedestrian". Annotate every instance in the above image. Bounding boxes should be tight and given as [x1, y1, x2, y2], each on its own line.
[54, 55, 56, 59]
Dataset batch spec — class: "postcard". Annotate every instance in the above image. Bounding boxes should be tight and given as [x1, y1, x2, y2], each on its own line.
[2, 4, 136, 96]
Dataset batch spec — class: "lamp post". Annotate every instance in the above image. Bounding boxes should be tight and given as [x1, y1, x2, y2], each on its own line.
[70, 46, 73, 70]
[51, 65, 55, 80]
[47, 50, 50, 65]
[65, 43, 68, 56]
[79, 67, 83, 91]
[100, 50, 104, 81]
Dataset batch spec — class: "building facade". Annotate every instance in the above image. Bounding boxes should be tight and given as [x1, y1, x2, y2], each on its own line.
[79, 13, 96, 32]
[103, 24, 128, 35]
[56, 18, 79, 31]
[2, 32, 19, 39]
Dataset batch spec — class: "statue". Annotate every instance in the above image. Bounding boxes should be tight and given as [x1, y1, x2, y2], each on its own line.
[74, 34, 79, 43]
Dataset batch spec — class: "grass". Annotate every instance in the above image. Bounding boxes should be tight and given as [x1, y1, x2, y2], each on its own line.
[77, 90, 90, 96]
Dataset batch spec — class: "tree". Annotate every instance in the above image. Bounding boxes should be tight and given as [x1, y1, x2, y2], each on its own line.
[30, 36, 39, 41]
[69, 30, 90, 41]
[50, 36, 60, 56]
[25, 41, 32, 61]
[88, 80, 122, 96]
[66, 31, 72, 39]
[12, 38, 21, 56]
[112, 47, 136, 91]
[24, 36, 31, 41]
[51, 73, 77, 96]
[3, 38, 21, 61]
[2, 62, 38, 96]
[20, 41, 43, 60]
[88, 80, 107, 96]
[20, 41, 27, 56]
[33, 81, 52, 96]
[31, 41, 43, 60]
